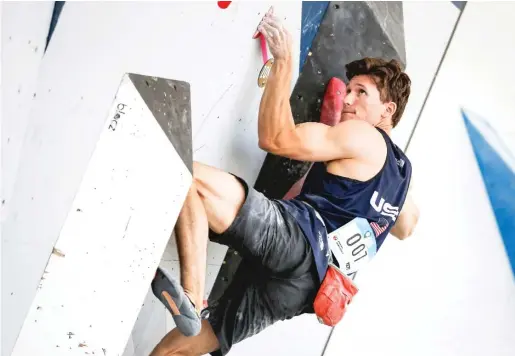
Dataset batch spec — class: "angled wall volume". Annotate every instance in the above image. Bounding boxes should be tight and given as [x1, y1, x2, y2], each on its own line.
[129, 74, 193, 172]
[11, 74, 193, 356]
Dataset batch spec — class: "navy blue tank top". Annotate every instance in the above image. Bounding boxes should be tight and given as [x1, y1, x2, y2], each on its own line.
[277, 128, 412, 282]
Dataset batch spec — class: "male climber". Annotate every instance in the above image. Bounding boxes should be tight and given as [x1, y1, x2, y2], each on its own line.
[150, 11, 419, 356]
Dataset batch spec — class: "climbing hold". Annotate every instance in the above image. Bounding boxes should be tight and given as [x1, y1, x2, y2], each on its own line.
[320, 77, 346, 126]
[217, 1, 231, 9]
[257, 59, 274, 88]
[254, 7, 275, 88]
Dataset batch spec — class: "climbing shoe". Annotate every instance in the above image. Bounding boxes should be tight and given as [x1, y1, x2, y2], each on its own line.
[151, 267, 201, 337]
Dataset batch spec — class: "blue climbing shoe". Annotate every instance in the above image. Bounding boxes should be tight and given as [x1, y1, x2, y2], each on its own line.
[151, 267, 201, 337]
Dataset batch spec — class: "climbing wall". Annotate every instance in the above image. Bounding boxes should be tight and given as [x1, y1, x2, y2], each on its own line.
[1, 3, 57, 354]
[2, 1, 495, 356]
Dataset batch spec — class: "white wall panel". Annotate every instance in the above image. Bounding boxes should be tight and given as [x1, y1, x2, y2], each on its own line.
[391, 2, 460, 148]
[9, 3, 512, 356]
[1, 3, 55, 354]
[1, 1, 53, 215]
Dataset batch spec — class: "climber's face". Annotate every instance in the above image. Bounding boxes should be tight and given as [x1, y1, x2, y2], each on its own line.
[341, 75, 396, 128]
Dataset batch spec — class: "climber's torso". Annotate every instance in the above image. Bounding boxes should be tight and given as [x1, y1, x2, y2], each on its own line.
[277, 127, 412, 281]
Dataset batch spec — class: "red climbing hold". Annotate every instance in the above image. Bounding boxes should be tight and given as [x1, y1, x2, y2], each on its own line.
[218, 1, 231, 9]
[320, 77, 346, 126]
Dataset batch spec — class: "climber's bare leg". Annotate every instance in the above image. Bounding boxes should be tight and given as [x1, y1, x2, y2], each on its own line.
[152, 160, 245, 335]
[151, 161, 244, 352]
[177, 161, 245, 310]
[150, 320, 219, 356]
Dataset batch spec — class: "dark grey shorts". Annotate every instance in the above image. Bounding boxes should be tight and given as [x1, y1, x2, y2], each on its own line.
[206, 175, 320, 356]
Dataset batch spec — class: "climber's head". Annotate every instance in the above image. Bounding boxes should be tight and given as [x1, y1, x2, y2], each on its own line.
[341, 57, 411, 131]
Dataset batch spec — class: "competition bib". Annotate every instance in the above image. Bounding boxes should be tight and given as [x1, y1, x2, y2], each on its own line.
[327, 217, 377, 277]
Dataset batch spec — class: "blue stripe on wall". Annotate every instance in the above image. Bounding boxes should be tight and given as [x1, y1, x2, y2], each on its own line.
[462, 109, 515, 277]
[299, 1, 329, 72]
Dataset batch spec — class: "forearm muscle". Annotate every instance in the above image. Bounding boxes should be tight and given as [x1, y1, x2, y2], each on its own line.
[258, 58, 295, 147]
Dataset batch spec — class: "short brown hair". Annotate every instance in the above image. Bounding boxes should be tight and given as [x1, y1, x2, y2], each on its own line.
[345, 57, 411, 127]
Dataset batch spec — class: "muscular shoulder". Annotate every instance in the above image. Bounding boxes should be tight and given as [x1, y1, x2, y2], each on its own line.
[267, 118, 386, 163]
[332, 119, 387, 160]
